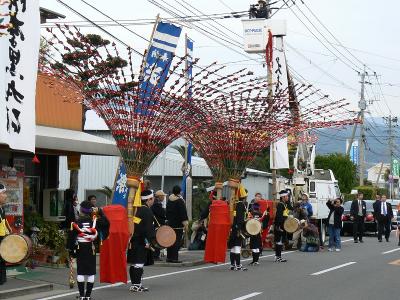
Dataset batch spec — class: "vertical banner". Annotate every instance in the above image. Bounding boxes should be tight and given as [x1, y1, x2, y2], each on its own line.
[270, 137, 289, 169]
[0, 1, 39, 153]
[182, 36, 193, 201]
[138, 20, 182, 112]
[111, 160, 128, 207]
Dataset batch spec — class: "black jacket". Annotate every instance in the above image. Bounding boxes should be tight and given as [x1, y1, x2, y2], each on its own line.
[166, 194, 188, 228]
[350, 199, 367, 217]
[326, 201, 344, 229]
[151, 201, 166, 227]
[373, 201, 393, 221]
[372, 200, 380, 218]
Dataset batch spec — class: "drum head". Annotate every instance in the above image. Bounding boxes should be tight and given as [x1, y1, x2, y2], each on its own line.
[246, 219, 262, 235]
[284, 217, 300, 233]
[0, 234, 30, 264]
[156, 225, 176, 248]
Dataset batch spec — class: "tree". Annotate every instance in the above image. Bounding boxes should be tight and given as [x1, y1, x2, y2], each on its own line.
[314, 153, 356, 193]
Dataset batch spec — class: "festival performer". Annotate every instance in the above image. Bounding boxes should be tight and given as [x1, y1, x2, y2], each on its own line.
[248, 202, 269, 266]
[127, 190, 156, 292]
[228, 195, 247, 271]
[67, 200, 100, 300]
[0, 184, 11, 285]
[152, 190, 166, 261]
[204, 194, 230, 264]
[274, 190, 293, 262]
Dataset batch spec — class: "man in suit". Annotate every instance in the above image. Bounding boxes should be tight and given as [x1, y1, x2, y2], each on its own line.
[374, 194, 393, 242]
[373, 194, 381, 234]
[350, 192, 366, 243]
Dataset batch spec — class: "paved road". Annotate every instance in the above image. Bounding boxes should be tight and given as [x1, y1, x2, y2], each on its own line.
[12, 233, 400, 300]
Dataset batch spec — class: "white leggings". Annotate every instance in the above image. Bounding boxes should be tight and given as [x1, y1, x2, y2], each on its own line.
[230, 246, 241, 254]
[77, 275, 95, 283]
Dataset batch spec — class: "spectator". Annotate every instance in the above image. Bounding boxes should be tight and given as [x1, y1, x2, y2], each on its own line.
[300, 222, 319, 252]
[63, 189, 78, 229]
[166, 186, 188, 263]
[350, 192, 366, 243]
[326, 198, 344, 252]
[300, 193, 313, 219]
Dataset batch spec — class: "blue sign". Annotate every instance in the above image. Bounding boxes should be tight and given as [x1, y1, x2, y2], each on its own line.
[350, 143, 359, 165]
[137, 21, 182, 113]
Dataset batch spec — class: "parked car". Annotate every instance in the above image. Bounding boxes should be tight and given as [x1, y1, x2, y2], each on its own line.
[341, 200, 377, 236]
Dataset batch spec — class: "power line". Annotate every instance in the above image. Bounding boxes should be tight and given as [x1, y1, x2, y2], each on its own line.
[283, 0, 361, 72]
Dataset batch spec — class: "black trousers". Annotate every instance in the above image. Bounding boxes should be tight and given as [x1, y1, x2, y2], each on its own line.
[167, 229, 183, 261]
[353, 216, 364, 241]
[378, 216, 391, 241]
[0, 236, 6, 284]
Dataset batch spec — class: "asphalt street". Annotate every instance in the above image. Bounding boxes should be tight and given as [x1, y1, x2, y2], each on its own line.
[11, 233, 400, 300]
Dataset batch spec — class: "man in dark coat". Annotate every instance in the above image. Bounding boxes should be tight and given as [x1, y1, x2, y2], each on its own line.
[166, 186, 188, 263]
[374, 194, 393, 242]
[350, 192, 366, 243]
[127, 190, 156, 292]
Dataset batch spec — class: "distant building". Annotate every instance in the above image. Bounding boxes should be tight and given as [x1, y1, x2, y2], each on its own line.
[367, 163, 390, 188]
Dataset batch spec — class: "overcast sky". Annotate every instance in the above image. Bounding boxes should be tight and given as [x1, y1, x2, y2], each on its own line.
[40, 0, 400, 128]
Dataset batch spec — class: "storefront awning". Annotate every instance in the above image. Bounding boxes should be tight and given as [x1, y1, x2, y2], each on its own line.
[36, 126, 119, 156]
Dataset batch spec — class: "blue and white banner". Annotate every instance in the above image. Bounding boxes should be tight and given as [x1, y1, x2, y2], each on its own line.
[111, 160, 128, 207]
[138, 21, 182, 111]
[182, 36, 193, 200]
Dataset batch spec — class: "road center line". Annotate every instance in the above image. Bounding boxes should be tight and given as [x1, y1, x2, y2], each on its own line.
[39, 251, 296, 300]
[311, 262, 357, 276]
[382, 248, 400, 254]
[232, 292, 263, 300]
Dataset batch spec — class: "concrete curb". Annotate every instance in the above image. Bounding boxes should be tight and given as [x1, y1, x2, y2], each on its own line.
[0, 283, 53, 299]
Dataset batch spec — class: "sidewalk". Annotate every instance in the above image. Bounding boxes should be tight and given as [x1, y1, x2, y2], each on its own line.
[0, 249, 206, 299]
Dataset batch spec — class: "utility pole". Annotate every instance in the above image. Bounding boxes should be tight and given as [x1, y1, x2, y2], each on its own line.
[359, 66, 367, 186]
[384, 115, 397, 198]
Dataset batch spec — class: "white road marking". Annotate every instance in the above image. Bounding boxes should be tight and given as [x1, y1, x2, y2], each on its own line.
[39, 251, 295, 300]
[342, 239, 354, 243]
[232, 292, 263, 300]
[311, 262, 357, 276]
[382, 248, 400, 254]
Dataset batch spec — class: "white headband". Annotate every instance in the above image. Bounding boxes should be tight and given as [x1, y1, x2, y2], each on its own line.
[279, 192, 288, 197]
[141, 193, 154, 200]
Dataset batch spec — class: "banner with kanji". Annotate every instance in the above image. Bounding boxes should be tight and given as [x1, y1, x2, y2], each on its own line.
[0, 1, 39, 153]
[137, 20, 182, 112]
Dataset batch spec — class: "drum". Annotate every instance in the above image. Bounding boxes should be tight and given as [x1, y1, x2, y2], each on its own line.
[245, 219, 262, 236]
[0, 234, 32, 264]
[283, 217, 300, 233]
[154, 225, 176, 249]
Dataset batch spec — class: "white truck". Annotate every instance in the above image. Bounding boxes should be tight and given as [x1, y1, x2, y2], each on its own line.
[292, 144, 341, 243]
